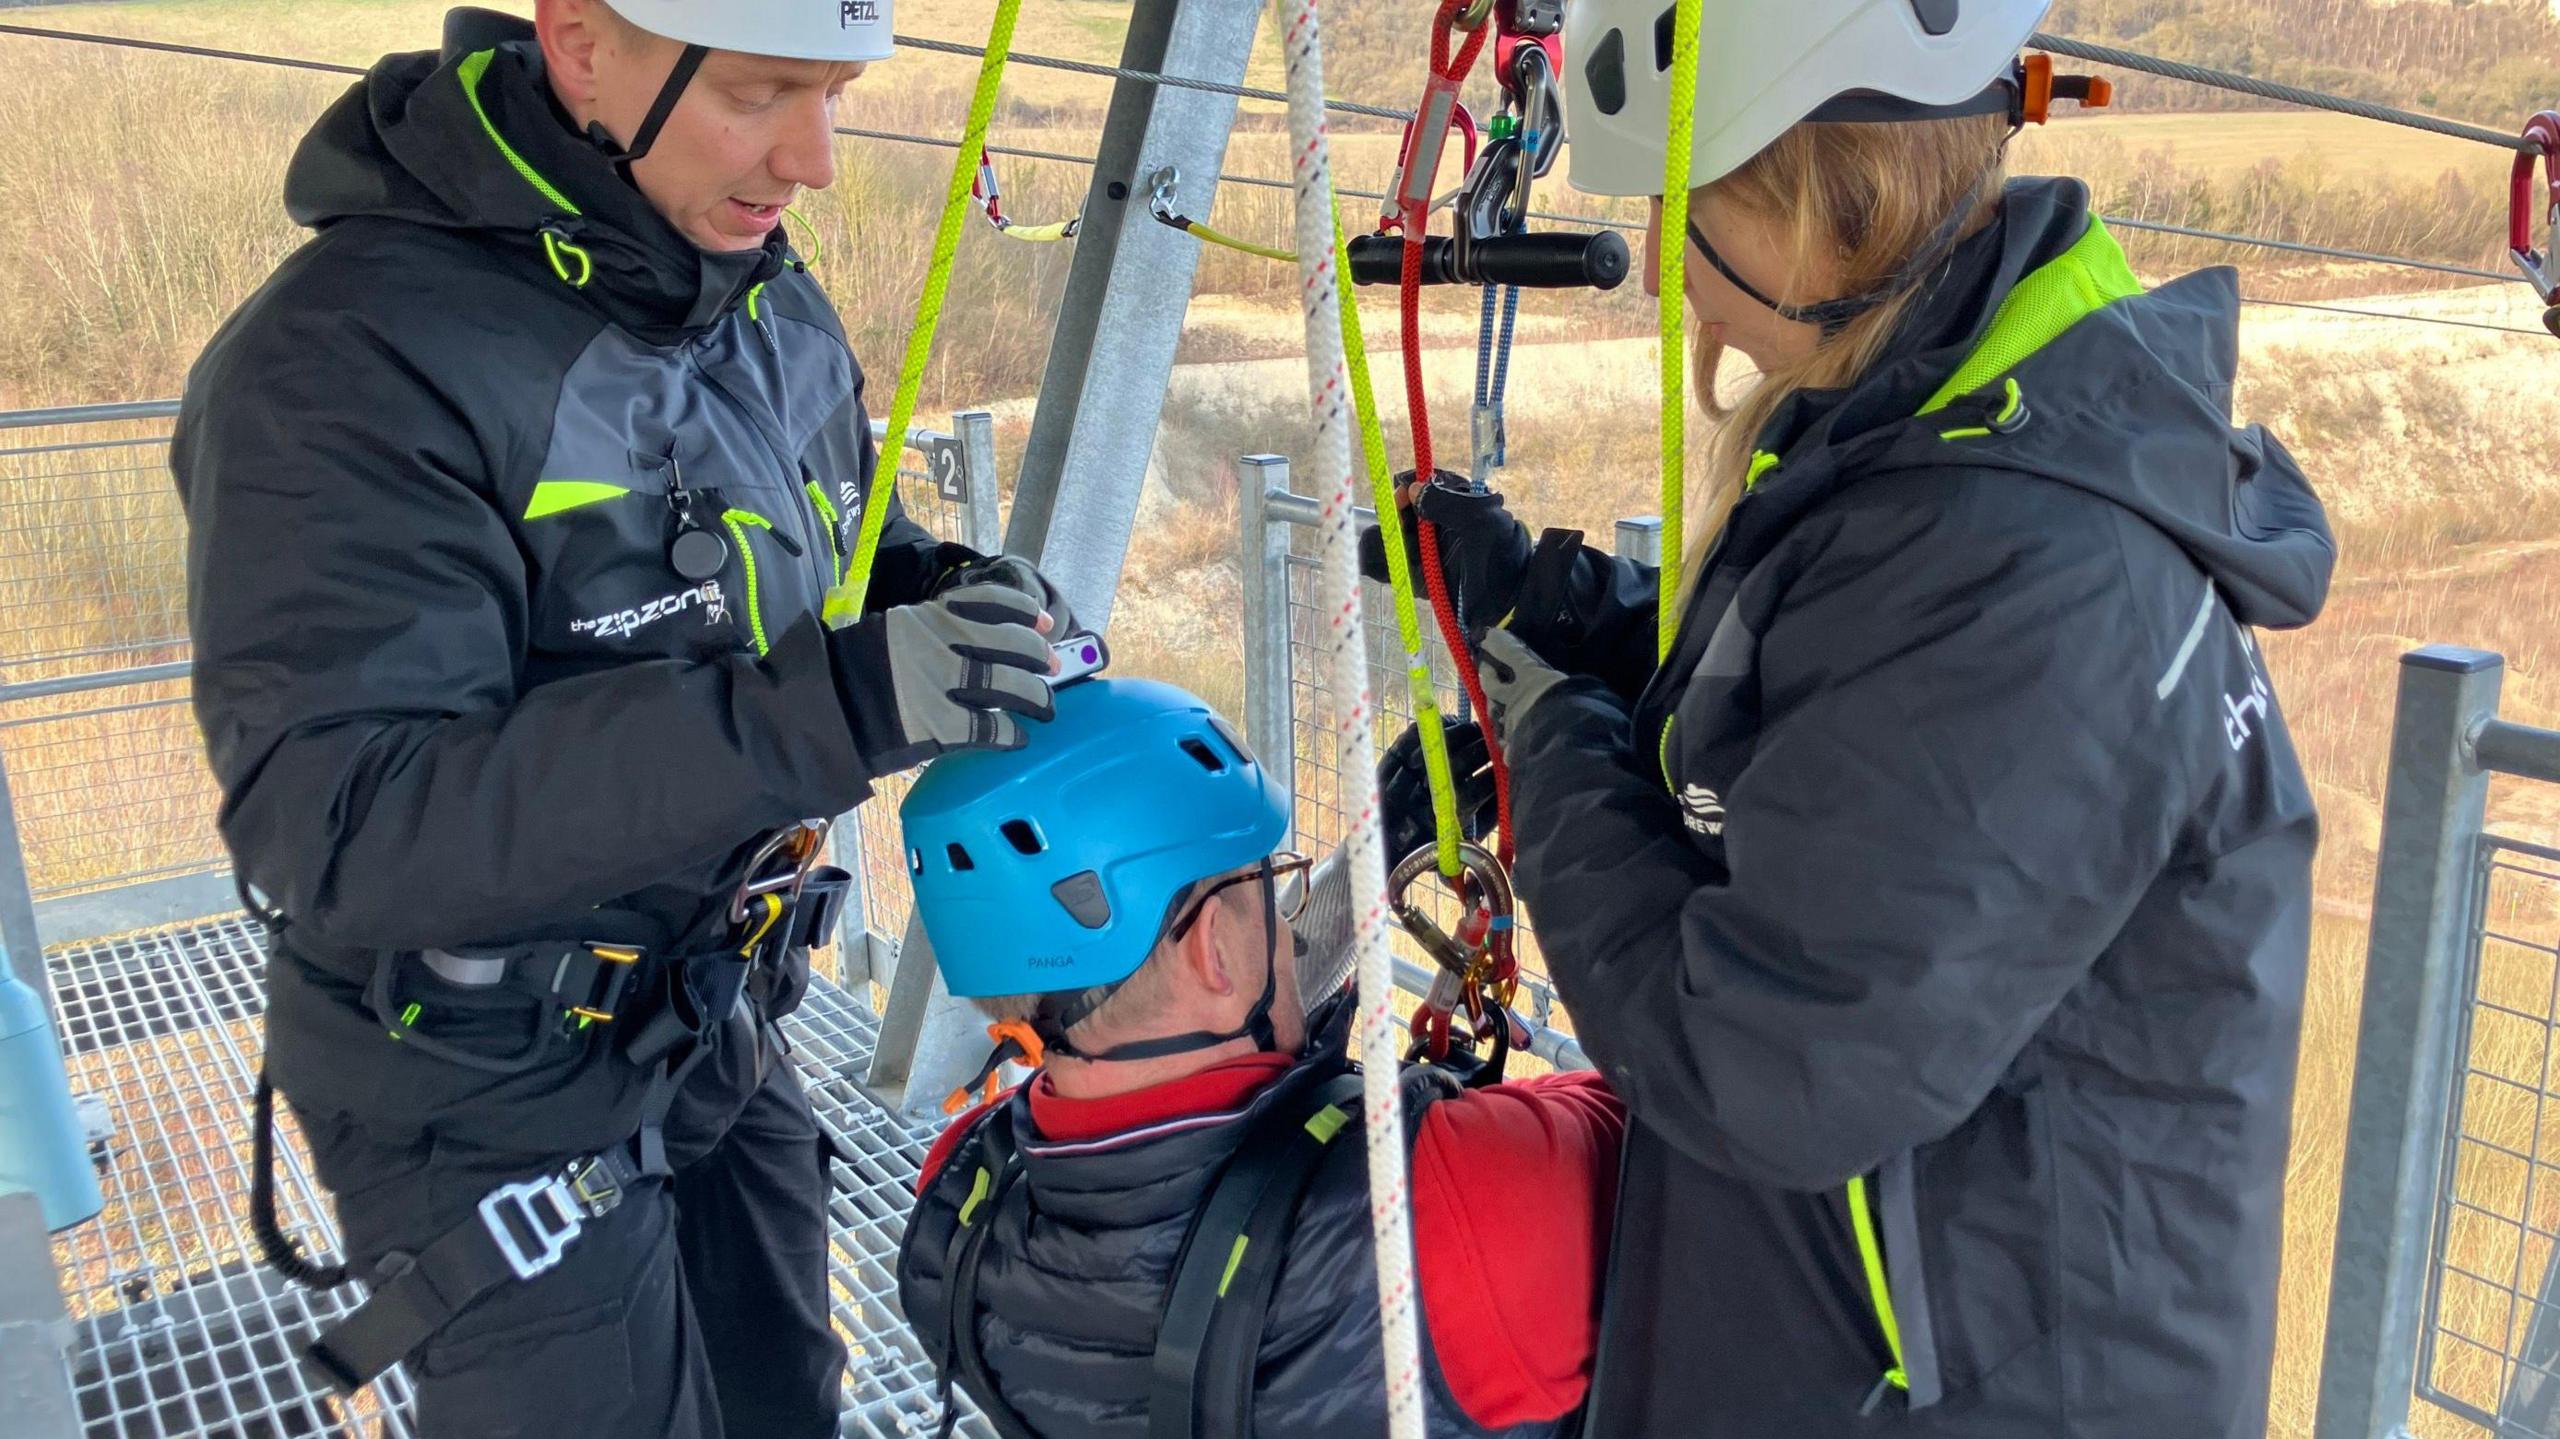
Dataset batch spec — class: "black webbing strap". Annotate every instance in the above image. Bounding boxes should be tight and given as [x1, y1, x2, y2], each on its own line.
[585, 42, 709, 173]
[933, 1119, 1049, 1439]
[1148, 1070, 1367, 1439]
[304, 1142, 645, 1393]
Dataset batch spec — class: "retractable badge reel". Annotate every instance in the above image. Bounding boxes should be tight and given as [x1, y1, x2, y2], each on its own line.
[653, 455, 729, 581]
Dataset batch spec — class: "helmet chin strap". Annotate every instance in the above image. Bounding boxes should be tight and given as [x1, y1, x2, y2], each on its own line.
[1681, 63, 2022, 339]
[585, 42, 709, 181]
[1685, 180, 1986, 339]
[1039, 862, 1285, 1065]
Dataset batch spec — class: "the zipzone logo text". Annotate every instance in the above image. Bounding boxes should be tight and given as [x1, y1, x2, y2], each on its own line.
[572, 582, 728, 641]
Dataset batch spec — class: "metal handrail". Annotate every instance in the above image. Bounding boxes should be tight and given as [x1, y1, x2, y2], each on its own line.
[0, 400, 953, 450]
[0, 400, 180, 430]
[0, 663, 191, 706]
[2479, 719, 2560, 786]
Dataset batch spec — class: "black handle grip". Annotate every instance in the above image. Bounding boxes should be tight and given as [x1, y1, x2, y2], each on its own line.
[1345, 231, 1629, 291]
[1474, 231, 1630, 290]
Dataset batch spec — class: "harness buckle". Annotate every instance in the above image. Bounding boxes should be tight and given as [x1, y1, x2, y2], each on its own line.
[559, 942, 642, 1023]
[476, 1175, 586, 1282]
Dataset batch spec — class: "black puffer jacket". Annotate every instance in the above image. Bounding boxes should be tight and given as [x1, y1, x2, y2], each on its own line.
[1501, 178, 2332, 1437]
[900, 1051, 1563, 1439]
[174, 10, 950, 1151]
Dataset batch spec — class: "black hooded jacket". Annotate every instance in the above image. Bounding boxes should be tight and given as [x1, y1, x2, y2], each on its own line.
[1501, 179, 2332, 1437]
[174, 11, 948, 1148]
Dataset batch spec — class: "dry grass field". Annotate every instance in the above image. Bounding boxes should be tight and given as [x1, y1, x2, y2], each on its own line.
[2, 2, 2558, 1435]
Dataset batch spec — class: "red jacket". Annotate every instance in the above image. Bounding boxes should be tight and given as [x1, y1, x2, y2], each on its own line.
[920, 1056, 1625, 1430]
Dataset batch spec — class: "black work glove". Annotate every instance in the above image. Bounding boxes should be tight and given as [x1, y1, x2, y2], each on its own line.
[829, 582, 1057, 774]
[931, 546, 1078, 642]
[1376, 719, 1499, 865]
[1356, 470, 1532, 637]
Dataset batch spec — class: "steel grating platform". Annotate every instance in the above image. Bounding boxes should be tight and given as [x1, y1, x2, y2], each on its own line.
[42, 915, 989, 1439]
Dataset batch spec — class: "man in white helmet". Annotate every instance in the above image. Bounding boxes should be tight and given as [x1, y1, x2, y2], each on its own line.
[175, 3, 1075, 1434]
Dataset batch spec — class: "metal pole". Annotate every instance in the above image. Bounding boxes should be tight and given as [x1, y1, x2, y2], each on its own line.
[1239, 456, 1296, 826]
[2316, 645, 2505, 1439]
[1000, 0, 1265, 634]
[955, 409, 1002, 558]
[1613, 516, 1663, 567]
[0, 754, 44, 998]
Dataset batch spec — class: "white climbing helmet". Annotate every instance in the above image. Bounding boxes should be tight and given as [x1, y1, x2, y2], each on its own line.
[610, 0, 897, 64]
[1561, 0, 2050, 197]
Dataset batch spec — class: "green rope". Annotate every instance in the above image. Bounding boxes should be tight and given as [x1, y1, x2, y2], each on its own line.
[834, 0, 1022, 618]
[1657, 0, 1704, 662]
[1334, 213, 1462, 876]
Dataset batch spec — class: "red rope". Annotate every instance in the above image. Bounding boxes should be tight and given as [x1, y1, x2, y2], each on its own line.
[1402, 2, 1514, 866]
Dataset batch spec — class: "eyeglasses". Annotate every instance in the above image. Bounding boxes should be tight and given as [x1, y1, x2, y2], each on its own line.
[1166, 851, 1314, 942]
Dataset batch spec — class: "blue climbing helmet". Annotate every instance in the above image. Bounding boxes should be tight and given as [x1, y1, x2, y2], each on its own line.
[900, 677, 1290, 1004]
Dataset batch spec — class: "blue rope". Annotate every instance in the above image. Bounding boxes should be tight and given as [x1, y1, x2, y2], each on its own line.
[1490, 284, 1519, 469]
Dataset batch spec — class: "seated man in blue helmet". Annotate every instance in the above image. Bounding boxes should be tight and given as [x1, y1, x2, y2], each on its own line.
[895, 676, 1624, 1439]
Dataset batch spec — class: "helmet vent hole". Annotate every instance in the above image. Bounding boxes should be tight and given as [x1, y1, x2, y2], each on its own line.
[1586, 29, 1627, 115]
[946, 843, 976, 872]
[1001, 819, 1045, 856]
[1179, 737, 1227, 775]
[1652, 6, 1676, 73]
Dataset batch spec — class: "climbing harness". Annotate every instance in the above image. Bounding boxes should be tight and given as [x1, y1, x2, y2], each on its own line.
[972, 152, 1081, 243]
[250, 813, 851, 1394]
[928, 1050, 1371, 1439]
[2511, 111, 2560, 337]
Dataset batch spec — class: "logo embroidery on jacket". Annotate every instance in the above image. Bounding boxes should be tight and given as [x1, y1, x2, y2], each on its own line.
[1679, 783, 1726, 837]
[571, 581, 728, 641]
[2224, 627, 2273, 752]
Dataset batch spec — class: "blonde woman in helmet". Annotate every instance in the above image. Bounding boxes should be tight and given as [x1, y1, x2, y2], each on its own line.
[1370, 2, 2333, 1433]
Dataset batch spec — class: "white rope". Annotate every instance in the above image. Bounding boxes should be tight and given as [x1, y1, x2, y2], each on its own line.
[1269, 2, 1425, 1436]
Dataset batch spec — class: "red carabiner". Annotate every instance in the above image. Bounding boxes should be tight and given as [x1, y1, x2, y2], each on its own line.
[1382, 96, 1480, 235]
[2510, 111, 2560, 336]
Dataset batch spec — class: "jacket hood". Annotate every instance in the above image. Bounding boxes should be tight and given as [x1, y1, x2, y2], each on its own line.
[283, 7, 786, 336]
[1745, 177, 2334, 632]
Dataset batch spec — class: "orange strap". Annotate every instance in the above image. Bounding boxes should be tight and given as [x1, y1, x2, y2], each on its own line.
[942, 1019, 1050, 1115]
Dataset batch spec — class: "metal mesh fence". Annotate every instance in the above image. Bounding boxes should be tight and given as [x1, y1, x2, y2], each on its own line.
[0, 411, 218, 899]
[2419, 836, 2560, 1436]
[1275, 529, 1581, 1069]
[43, 916, 991, 1439]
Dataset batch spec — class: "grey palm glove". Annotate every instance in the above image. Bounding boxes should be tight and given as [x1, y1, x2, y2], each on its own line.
[935, 551, 1077, 641]
[1475, 626, 1570, 747]
[829, 582, 1057, 774]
